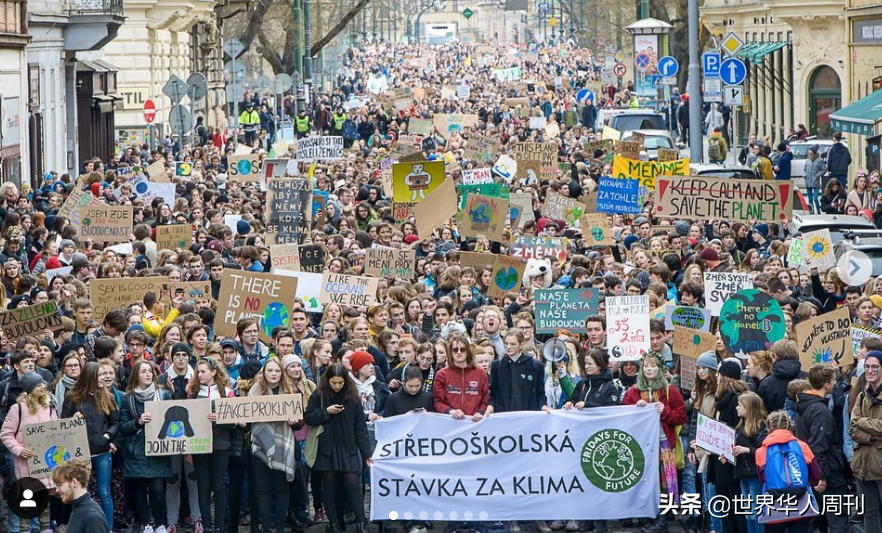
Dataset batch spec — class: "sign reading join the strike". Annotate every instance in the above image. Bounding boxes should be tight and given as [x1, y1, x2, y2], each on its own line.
[534, 289, 600, 334]
[656, 177, 793, 223]
[295, 136, 344, 162]
[216, 270, 298, 343]
[320, 273, 379, 307]
[606, 295, 650, 361]
[0, 302, 64, 344]
[214, 394, 303, 424]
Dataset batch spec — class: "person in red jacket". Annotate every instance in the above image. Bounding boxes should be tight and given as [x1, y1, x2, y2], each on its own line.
[432, 334, 489, 420]
[622, 350, 687, 533]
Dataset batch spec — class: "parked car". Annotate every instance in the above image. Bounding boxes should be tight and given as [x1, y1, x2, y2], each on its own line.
[595, 108, 665, 134]
[620, 129, 679, 161]
[791, 213, 876, 243]
[689, 163, 756, 179]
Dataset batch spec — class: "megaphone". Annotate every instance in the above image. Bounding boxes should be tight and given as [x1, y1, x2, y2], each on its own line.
[543, 338, 568, 363]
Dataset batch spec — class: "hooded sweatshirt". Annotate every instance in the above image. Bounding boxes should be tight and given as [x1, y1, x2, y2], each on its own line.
[432, 364, 490, 416]
[758, 358, 806, 413]
[795, 391, 847, 488]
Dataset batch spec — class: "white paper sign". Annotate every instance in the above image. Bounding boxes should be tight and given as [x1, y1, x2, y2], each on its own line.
[703, 272, 754, 317]
[529, 116, 546, 130]
[461, 167, 493, 185]
[492, 155, 518, 182]
[606, 295, 650, 361]
[696, 413, 736, 462]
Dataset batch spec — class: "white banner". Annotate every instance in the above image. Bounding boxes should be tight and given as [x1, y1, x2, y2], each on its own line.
[370, 408, 660, 521]
[296, 136, 344, 162]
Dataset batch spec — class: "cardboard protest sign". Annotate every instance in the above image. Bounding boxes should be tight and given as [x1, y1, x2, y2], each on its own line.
[655, 177, 794, 223]
[413, 178, 458, 238]
[145, 399, 212, 456]
[0, 302, 64, 344]
[433, 113, 480, 138]
[786, 237, 806, 267]
[90, 276, 166, 322]
[58, 188, 95, 228]
[275, 270, 323, 312]
[800, 229, 836, 270]
[227, 154, 261, 183]
[456, 183, 510, 208]
[488, 255, 525, 299]
[392, 202, 416, 221]
[298, 244, 327, 273]
[541, 191, 585, 229]
[611, 156, 689, 192]
[408, 118, 433, 136]
[704, 272, 754, 316]
[719, 289, 787, 358]
[78, 205, 133, 243]
[657, 148, 680, 162]
[696, 413, 736, 462]
[616, 142, 643, 162]
[460, 194, 509, 242]
[665, 305, 712, 332]
[216, 270, 298, 342]
[174, 162, 193, 179]
[512, 142, 558, 181]
[597, 177, 641, 214]
[602, 125, 621, 141]
[672, 327, 717, 359]
[159, 282, 211, 312]
[853, 325, 882, 359]
[215, 394, 303, 424]
[146, 160, 167, 181]
[392, 161, 446, 203]
[296, 136, 343, 162]
[23, 417, 90, 477]
[156, 224, 193, 251]
[365, 247, 416, 279]
[534, 288, 600, 334]
[461, 167, 493, 185]
[462, 136, 500, 163]
[509, 192, 534, 229]
[509, 235, 569, 263]
[796, 307, 854, 368]
[459, 251, 495, 270]
[680, 355, 697, 391]
[580, 214, 614, 246]
[266, 178, 312, 245]
[606, 295, 650, 361]
[269, 244, 300, 273]
[320, 273, 379, 307]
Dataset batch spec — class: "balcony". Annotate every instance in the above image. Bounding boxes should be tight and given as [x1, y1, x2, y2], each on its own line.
[63, 0, 125, 51]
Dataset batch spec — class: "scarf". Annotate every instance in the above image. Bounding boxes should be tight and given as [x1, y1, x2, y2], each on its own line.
[198, 384, 219, 399]
[134, 384, 157, 403]
[350, 373, 378, 415]
[54, 375, 77, 413]
[166, 364, 194, 382]
[248, 386, 298, 481]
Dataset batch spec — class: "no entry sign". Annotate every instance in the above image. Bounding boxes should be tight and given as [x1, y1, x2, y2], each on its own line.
[143, 99, 157, 124]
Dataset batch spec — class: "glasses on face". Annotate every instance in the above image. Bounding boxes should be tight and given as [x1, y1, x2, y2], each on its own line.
[867, 365, 881, 372]
[129, 342, 144, 348]
[452, 347, 467, 353]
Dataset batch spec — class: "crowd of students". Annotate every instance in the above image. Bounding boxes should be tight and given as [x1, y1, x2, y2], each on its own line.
[0, 39, 875, 533]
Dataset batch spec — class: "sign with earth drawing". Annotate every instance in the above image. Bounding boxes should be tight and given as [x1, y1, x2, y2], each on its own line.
[664, 305, 712, 333]
[488, 255, 525, 299]
[718, 289, 786, 358]
[24, 418, 90, 477]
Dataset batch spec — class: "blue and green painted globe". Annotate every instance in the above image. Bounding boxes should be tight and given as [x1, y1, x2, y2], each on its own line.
[167, 420, 187, 438]
[45, 445, 70, 469]
[261, 302, 290, 337]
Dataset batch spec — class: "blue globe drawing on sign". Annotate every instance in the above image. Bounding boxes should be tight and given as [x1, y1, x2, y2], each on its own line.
[167, 420, 186, 438]
[260, 302, 290, 337]
[135, 182, 150, 194]
[236, 160, 253, 175]
[45, 445, 70, 469]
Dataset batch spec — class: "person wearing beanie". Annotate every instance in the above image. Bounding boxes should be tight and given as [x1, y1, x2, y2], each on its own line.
[0, 370, 57, 531]
[674, 220, 690, 237]
[622, 350, 686, 533]
[698, 247, 722, 272]
[220, 338, 244, 380]
[236, 219, 252, 237]
[158, 343, 195, 400]
[348, 350, 389, 422]
[773, 141, 792, 180]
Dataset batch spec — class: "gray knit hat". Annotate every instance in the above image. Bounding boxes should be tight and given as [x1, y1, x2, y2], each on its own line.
[696, 351, 719, 372]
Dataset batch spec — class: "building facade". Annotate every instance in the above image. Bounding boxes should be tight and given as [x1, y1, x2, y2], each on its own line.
[702, 0, 848, 144]
[844, 0, 882, 172]
[0, 0, 31, 186]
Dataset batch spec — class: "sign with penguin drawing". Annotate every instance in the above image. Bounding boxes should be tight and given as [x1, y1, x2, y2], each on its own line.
[145, 399, 213, 456]
[392, 161, 446, 203]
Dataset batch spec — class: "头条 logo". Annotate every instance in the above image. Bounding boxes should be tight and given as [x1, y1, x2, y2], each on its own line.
[580, 429, 645, 493]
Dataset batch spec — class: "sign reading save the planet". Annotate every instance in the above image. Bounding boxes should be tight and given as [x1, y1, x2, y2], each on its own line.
[665, 305, 712, 332]
[488, 255, 525, 299]
[719, 289, 786, 358]
[23, 418, 90, 477]
[145, 399, 212, 456]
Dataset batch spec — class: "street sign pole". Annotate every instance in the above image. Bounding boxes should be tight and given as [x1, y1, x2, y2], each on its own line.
[688, 0, 702, 162]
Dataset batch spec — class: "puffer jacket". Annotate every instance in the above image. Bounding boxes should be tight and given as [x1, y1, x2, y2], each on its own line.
[849, 383, 882, 480]
[119, 390, 173, 479]
[568, 370, 620, 408]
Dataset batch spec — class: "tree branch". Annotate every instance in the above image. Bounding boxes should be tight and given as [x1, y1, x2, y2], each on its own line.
[259, 31, 286, 74]
[309, 0, 370, 57]
[240, 0, 273, 51]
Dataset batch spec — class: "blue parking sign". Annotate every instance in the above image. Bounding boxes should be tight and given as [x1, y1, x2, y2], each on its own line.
[702, 53, 721, 78]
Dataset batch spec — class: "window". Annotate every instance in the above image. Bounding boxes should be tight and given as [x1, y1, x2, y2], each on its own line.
[108, 72, 116, 93]
[28, 65, 40, 108]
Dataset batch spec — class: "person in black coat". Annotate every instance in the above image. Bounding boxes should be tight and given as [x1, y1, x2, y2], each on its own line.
[796, 365, 850, 532]
[383, 366, 434, 417]
[563, 349, 620, 409]
[53, 460, 109, 533]
[757, 342, 806, 414]
[304, 364, 374, 533]
[708, 362, 749, 533]
[485, 329, 547, 415]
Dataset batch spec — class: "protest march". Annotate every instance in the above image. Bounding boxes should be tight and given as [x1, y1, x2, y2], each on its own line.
[0, 33, 878, 533]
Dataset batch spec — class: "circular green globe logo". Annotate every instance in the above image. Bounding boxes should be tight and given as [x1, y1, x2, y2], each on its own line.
[580, 429, 645, 493]
[590, 227, 604, 242]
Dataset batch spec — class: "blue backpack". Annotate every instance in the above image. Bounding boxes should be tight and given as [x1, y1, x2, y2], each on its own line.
[764, 440, 809, 497]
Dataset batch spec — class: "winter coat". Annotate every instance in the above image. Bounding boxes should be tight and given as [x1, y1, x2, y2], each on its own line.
[303, 390, 373, 461]
[118, 389, 173, 479]
[795, 391, 848, 488]
[733, 424, 767, 479]
[826, 143, 852, 175]
[708, 391, 741, 486]
[489, 353, 546, 413]
[621, 384, 687, 446]
[66, 493, 109, 533]
[757, 358, 806, 413]
[433, 365, 490, 416]
[383, 389, 434, 417]
[847, 189, 874, 213]
[0, 398, 58, 488]
[810, 273, 846, 314]
[350, 374, 389, 420]
[849, 383, 882, 480]
[568, 370, 620, 408]
[774, 151, 793, 180]
[803, 156, 826, 189]
[61, 394, 120, 456]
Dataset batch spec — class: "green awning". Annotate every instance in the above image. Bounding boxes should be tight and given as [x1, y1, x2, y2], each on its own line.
[736, 41, 789, 63]
[736, 42, 762, 61]
[830, 89, 882, 137]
